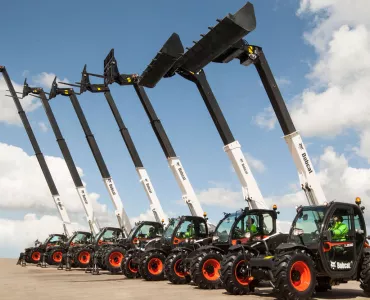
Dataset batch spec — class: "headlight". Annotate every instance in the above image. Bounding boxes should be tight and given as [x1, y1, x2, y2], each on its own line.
[245, 232, 251, 239]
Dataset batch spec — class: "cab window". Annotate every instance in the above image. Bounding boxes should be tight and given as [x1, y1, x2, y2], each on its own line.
[135, 224, 163, 239]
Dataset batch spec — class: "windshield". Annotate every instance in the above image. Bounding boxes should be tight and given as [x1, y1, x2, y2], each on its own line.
[71, 233, 90, 244]
[290, 207, 327, 244]
[215, 212, 240, 243]
[48, 235, 64, 243]
[131, 223, 163, 239]
[128, 225, 140, 239]
[96, 229, 123, 243]
[164, 219, 180, 240]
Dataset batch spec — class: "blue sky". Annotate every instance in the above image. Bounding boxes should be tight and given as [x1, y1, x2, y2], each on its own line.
[1, 0, 369, 242]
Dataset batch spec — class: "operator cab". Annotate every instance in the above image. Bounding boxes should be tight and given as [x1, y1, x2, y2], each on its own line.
[288, 201, 367, 279]
[68, 231, 92, 247]
[45, 234, 67, 249]
[94, 227, 123, 246]
[128, 221, 164, 246]
[228, 209, 277, 246]
[160, 216, 208, 246]
[171, 216, 208, 246]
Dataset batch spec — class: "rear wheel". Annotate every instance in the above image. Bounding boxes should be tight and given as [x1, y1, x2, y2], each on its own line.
[190, 249, 223, 289]
[360, 252, 370, 296]
[122, 252, 141, 279]
[29, 249, 42, 264]
[165, 251, 191, 284]
[104, 247, 125, 274]
[140, 251, 166, 281]
[220, 250, 256, 295]
[273, 251, 316, 300]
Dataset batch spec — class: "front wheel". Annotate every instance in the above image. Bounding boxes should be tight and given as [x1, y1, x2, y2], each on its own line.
[29, 249, 42, 264]
[360, 252, 370, 296]
[104, 247, 125, 274]
[220, 250, 256, 295]
[165, 251, 191, 284]
[273, 251, 316, 300]
[190, 249, 223, 289]
[48, 248, 64, 265]
[75, 248, 92, 268]
[140, 251, 166, 281]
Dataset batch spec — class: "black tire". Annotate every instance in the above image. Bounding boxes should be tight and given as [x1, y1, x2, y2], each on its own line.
[75, 248, 92, 268]
[315, 277, 331, 293]
[140, 250, 167, 281]
[273, 251, 316, 300]
[360, 252, 370, 296]
[122, 252, 141, 279]
[190, 249, 224, 289]
[165, 251, 191, 284]
[28, 249, 42, 264]
[104, 247, 125, 274]
[47, 248, 64, 265]
[24, 251, 32, 264]
[220, 250, 256, 294]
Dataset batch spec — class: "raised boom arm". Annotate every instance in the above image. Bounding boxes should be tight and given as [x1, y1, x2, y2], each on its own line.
[139, 30, 268, 210]
[173, 2, 326, 205]
[0, 66, 73, 236]
[48, 78, 132, 235]
[102, 50, 205, 218]
[22, 80, 100, 235]
[67, 66, 167, 224]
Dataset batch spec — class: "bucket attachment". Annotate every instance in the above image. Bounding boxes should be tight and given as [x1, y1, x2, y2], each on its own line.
[181, 2, 256, 73]
[139, 33, 184, 88]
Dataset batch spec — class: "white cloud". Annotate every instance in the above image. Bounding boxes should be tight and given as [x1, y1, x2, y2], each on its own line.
[130, 209, 156, 225]
[285, 1, 370, 163]
[0, 75, 40, 125]
[0, 214, 86, 258]
[0, 142, 107, 215]
[244, 152, 266, 173]
[38, 121, 48, 132]
[197, 186, 243, 209]
[252, 107, 277, 131]
[276, 77, 291, 86]
[254, 1, 370, 163]
[32, 72, 70, 90]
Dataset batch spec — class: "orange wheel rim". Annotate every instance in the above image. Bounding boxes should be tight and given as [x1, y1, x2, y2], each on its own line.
[78, 251, 91, 264]
[109, 252, 124, 267]
[128, 258, 138, 273]
[32, 252, 41, 261]
[148, 257, 163, 275]
[53, 251, 63, 263]
[290, 261, 311, 292]
[174, 258, 186, 278]
[234, 260, 254, 285]
[202, 258, 220, 281]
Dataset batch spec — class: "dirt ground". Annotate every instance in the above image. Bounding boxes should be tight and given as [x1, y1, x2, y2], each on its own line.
[0, 258, 367, 300]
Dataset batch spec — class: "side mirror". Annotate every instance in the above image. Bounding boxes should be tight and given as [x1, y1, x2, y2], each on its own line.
[323, 230, 332, 241]
[367, 236, 370, 240]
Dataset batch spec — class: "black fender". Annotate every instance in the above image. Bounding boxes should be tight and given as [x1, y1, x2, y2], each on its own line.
[227, 244, 259, 257]
[171, 246, 194, 254]
[144, 248, 168, 257]
[275, 242, 313, 256]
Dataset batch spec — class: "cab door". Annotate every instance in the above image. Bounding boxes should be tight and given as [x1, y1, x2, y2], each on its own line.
[320, 205, 356, 278]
